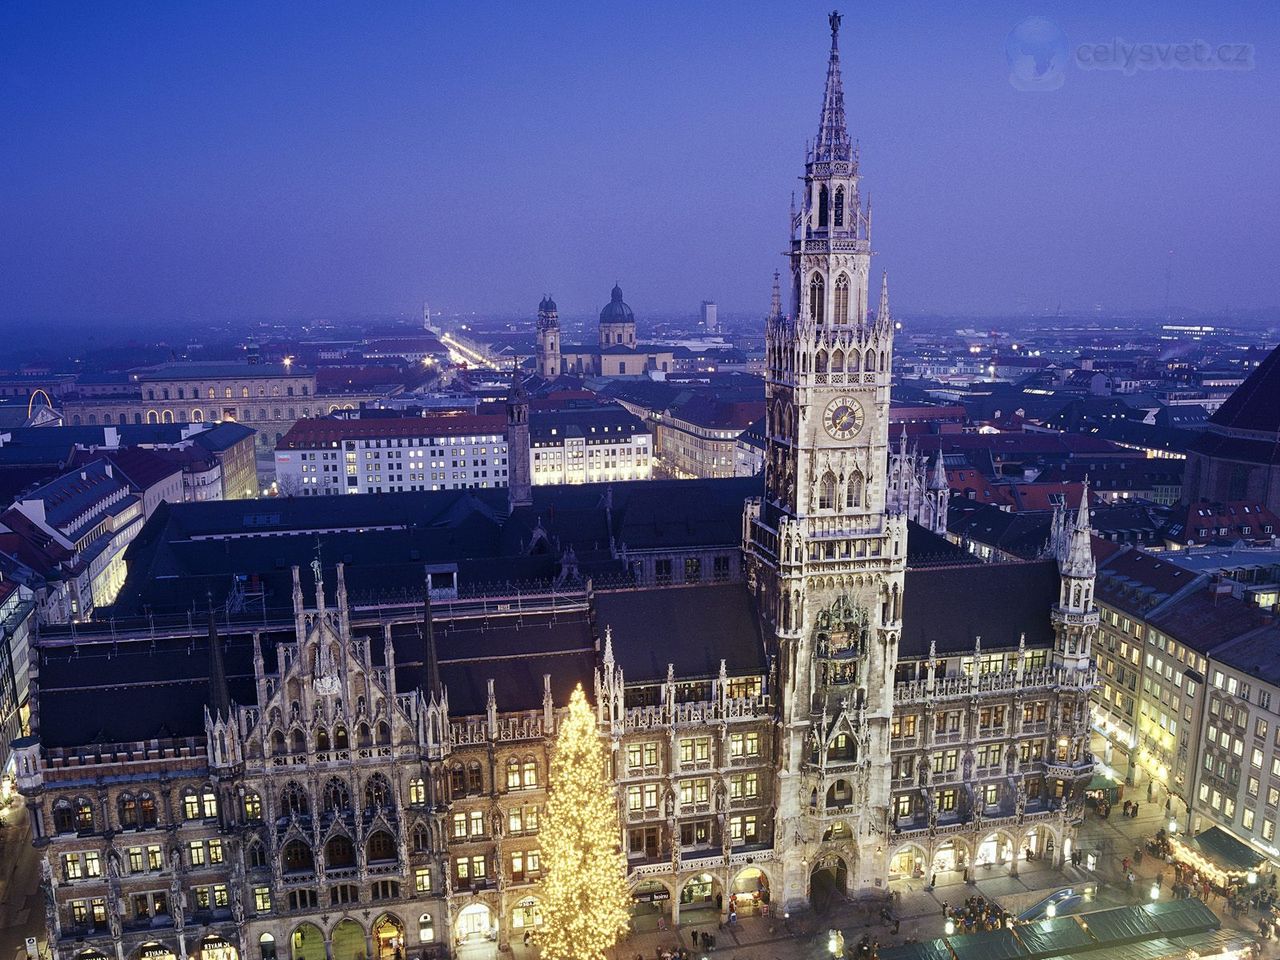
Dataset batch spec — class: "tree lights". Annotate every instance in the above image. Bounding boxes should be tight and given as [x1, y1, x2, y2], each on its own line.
[538, 684, 631, 960]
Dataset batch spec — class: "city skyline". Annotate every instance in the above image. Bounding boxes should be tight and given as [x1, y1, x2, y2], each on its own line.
[2, 1, 1277, 325]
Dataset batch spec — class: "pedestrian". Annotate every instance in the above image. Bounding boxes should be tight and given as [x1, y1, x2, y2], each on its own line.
[942, 900, 949, 918]
[1165, 797, 1172, 813]
[1133, 802, 1140, 818]
[1123, 800, 1131, 816]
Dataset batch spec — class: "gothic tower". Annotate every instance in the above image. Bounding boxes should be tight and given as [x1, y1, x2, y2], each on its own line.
[507, 367, 532, 509]
[536, 296, 561, 378]
[746, 10, 904, 907]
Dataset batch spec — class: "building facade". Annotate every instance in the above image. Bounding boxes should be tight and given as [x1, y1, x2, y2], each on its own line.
[536, 287, 676, 379]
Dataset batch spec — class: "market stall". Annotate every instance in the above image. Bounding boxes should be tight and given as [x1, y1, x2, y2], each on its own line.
[1169, 826, 1266, 890]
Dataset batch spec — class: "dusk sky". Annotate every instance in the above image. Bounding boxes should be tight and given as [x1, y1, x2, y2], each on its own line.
[2, 1, 1276, 324]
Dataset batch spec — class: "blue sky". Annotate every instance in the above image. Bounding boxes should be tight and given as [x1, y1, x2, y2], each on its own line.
[1, 1, 1276, 323]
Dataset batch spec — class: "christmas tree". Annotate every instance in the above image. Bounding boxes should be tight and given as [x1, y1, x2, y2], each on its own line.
[538, 683, 631, 960]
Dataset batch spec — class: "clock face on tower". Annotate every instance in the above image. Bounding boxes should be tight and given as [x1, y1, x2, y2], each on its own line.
[823, 396, 865, 441]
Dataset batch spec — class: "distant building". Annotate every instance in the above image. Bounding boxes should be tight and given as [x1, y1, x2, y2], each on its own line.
[701, 300, 718, 333]
[59, 362, 384, 472]
[274, 414, 509, 496]
[275, 403, 652, 494]
[1183, 342, 1280, 515]
[536, 286, 677, 378]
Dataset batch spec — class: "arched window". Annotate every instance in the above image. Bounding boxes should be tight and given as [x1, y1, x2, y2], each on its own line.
[325, 835, 356, 868]
[147, 410, 158, 425]
[315, 728, 330, 751]
[865, 349, 876, 373]
[467, 762, 483, 794]
[366, 830, 397, 863]
[409, 778, 426, 806]
[419, 913, 435, 943]
[192, 409, 203, 423]
[334, 725, 349, 749]
[830, 349, 844, 373]
[376, 721, 390, 745]
[260, 933, 277, 960]
[75, 799, 94, 831]
[119, 794, 138, 829]
[247, 838, 268, 869]
[243, 792, 262, 821]
[833, 273, 850, 325]
[448, 765, 466, 798]
[241, 386, 250, 398]
[280, 781, 309, 818]
[357, 723, 372, 748]
[815, 349, 829, 374]
[200, 787, 218, 819]
[506, 758, 521, 790]
[281, 839, 314, 874]
[809, 273, 825, 324]
[847, 472, 863, 509]
[139, 793, 157, 827]
[818, 472, 837, 511]
[818, 185, 829, 228]
[834, 186, 845, 227]
[52, 799, 75, 834]
[290, 729, 305, 753]
[522, 759, 538, 788]
[412, 823, 431, 853]
[208, 387, 215, 399]
[271, 730, 286, 755]
[849, 349, 861, 372]
[364, 773, 392, 812]
[323, 778, 351, 814]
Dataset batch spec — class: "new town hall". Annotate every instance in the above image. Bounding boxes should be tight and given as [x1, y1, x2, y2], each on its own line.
[18, 14, 1097, 960]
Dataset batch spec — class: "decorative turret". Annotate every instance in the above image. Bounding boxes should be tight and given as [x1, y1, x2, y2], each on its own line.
[1062, 482, 1096, 582]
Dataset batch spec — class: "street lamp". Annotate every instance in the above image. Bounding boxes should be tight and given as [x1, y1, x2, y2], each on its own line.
[1046, 903, 1057, 919]
[1167, 817, 1178, 834]
[828, 930, 844, 958]
[1248, 871, 1259, 886]
[945, 919, 956, 936]
[1149, 882, 1160, 902]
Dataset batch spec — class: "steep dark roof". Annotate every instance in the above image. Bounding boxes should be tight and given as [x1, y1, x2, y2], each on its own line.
[1148, 586, 1273, 655]
[1209, 342, 1280, 433]
[900, 560, 1060, 657]
[905, 520, 976, 568]
[595, 582, 767, 682]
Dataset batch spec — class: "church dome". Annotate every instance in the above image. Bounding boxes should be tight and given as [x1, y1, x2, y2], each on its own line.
[599, 284, 634, 324]
[538, 295, 558, 313]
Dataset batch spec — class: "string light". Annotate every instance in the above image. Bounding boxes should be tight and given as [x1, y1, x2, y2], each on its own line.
[538, 684, 631, 960]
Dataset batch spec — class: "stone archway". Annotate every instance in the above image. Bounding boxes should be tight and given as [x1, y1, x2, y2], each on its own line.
[372, 913, 406, 960]
[331, 919, 366, 960]
[730, 866, 772, 916]
[810, 852, 850, 915]
[630, 878, 674, 932]
[289, 926, 325, 960]
[976, 829, 1019, 877]
[678, 872, 722, 925]
[888, 841, 928, 881]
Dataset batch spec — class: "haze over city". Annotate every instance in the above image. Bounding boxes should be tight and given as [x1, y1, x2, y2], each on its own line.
[3, 0, 1277, 326]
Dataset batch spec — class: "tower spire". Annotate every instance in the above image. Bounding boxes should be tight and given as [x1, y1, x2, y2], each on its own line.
[769, 271, 782, 320]
[814, 10, 851, 163]
[877, 271, 890, 329]
[207, 605, 231, 721]
[1063, 479, 1095, 579]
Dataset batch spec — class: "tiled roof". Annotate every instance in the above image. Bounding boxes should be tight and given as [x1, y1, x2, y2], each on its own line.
[900, 560, 1060, 656]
